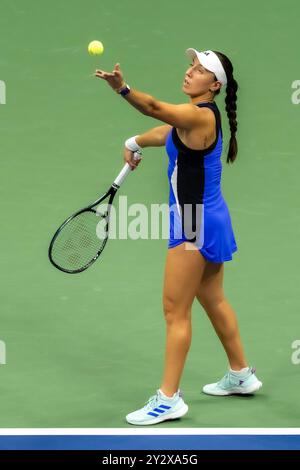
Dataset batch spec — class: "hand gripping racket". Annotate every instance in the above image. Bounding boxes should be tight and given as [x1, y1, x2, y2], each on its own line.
[48, 152, 141, 274]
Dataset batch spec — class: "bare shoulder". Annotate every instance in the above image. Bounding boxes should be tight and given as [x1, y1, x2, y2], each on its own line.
[195, 105, 216, 122]
[176, 104, 215, 132]
[183, 103, 216, 124]
[175, 105, 217, 149]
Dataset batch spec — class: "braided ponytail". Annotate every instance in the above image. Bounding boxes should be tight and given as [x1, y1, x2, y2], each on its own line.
[213, 51, 238, 164]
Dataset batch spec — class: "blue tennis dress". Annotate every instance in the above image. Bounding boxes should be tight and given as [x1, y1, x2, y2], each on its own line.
[165, 101, 238, 263]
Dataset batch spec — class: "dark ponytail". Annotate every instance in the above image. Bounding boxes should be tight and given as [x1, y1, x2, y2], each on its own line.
[212, 51, 238, 164]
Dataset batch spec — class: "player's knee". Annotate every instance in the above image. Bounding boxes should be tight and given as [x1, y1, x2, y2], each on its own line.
[163, 295, 183, 325]
[163, 295, 190, 325]
[163, 296, 177, 318]
[197, 290, 225, 310]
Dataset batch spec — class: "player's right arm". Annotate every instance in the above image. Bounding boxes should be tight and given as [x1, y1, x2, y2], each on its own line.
[136, 124, 172, 148]
[123, 124, 172, 169]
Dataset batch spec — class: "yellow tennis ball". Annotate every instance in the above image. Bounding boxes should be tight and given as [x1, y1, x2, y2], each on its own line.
[88, 40, 104, 56]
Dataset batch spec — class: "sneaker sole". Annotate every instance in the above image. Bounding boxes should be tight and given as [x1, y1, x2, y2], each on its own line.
[126, 404, 189, 426]
[203, 380, 263, 396]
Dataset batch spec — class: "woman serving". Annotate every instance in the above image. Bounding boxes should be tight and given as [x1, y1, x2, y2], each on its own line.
[95, 48, 262, 426]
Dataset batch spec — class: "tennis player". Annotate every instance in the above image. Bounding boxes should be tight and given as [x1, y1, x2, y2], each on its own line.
[95, 48, 262, 426]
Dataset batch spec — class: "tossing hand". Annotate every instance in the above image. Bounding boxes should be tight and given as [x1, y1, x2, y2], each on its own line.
[94, 63, 125, 91]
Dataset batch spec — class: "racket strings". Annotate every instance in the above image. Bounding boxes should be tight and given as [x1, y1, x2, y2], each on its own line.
[50, 210, 107, 272]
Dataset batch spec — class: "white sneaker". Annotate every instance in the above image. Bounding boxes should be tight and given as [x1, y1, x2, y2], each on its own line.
[202, 366, 263, 396]
[126, 389, 188, 426]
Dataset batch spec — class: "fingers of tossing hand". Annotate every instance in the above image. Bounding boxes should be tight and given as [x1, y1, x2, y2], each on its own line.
[95, 64, 121, 79]
[94, 70, 116, 79]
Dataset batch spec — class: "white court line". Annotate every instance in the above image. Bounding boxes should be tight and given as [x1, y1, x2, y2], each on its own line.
[0, 428, 299, 436]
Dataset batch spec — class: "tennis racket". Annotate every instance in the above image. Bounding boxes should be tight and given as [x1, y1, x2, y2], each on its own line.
[48, 152, 142, 274]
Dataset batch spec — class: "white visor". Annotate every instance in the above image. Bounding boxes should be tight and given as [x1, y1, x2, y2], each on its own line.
[185, 48, 227, 87]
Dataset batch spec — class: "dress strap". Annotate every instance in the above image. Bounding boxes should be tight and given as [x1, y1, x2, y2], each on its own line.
[196, 101, 222, 132]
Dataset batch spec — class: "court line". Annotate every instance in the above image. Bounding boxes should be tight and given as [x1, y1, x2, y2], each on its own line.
[0, 428, 299, 435]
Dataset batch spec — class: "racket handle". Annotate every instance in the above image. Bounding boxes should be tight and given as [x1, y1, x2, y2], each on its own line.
[113, 151, 142, 187]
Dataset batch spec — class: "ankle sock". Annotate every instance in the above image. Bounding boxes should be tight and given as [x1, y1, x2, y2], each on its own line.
[229, 366, 249, 375]
[158, 389, 178, 400]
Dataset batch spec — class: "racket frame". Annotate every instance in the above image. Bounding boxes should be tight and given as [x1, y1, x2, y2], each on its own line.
[48, 152, 141, 274]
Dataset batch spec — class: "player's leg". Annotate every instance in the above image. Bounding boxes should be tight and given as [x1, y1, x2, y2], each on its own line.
[196, 261, 248, 370]
[196, 261, 262, 395]
[126, 242, 207, 425]
[160, 242, 207, 396]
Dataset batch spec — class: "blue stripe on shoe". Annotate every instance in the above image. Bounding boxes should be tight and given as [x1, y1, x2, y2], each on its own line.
[157, 405, 171, 410]
[153, 408, 165, 414]
[147, 412, 159, 417]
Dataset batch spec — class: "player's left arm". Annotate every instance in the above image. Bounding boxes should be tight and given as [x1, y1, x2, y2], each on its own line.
[124, 89, 203, 130]
[94, 64, 205, 130]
